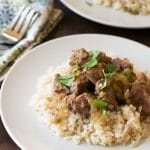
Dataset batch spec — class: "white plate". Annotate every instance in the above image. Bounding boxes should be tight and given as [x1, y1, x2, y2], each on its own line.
[0, 34, 150, 150]
[60, 0, 150, 29]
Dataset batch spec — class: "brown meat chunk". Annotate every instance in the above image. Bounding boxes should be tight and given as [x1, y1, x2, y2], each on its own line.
[71, 74, 94, 95]
[69, 49, 89, 66]
[112, 58, 133, 71]
[53, 76, 70, 95]
[127, 73, 150, 116]
[109, 74, 129, 104]
[95, 74, 129, 110]
[66, 93, 93, 117]
[103, 91, 118, 111]
[85, 66, 104, 84]
[98, 52, 112, 63]
[95, 80, 118, 111]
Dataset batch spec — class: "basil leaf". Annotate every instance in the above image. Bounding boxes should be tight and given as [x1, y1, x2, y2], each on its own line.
[93, 99, 109, 109]
[57, 74, 75, 87]
[83, 58, 98, 69]
[90, 51, 100, 59]
[124, 68, 132, 80]
[105, 63, 116, 73]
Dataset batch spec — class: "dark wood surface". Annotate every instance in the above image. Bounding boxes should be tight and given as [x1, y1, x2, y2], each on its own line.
[0, 0, 150, 149]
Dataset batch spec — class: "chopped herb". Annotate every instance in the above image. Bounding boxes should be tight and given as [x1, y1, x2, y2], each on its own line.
[124, 68, 132, 80]
[102, 63, 117, 82]
[57, 74, 75, 87]
[99, 69, 116, 90]
[93, 99, 109, 110]
[83, 51, 100, 69]
[105, 72, 116, 80]
[90, 51, 100, 59]
[83, 59, 98, 69]
[105, 63, 117, 73]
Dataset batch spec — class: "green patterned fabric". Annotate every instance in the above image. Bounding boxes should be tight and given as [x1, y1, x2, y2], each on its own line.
[0, 0, 63, 80]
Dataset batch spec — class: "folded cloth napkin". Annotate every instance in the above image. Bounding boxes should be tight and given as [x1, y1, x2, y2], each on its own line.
[0, 0, 63, 80]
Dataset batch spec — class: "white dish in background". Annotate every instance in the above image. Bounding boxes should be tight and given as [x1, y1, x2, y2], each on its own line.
[0, 34, 150, 150]
[60, 0, 150, 29]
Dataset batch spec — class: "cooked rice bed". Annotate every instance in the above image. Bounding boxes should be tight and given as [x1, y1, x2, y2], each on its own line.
[33, 66, 149, 147]
[88, 0, 150, 15]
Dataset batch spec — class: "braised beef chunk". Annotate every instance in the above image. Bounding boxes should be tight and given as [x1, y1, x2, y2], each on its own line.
[69, 49, 89, 66]
[123, 68, 137, 83]
[95, 80, 118, 111]
[112, 58, 133, 71]
[109, 74, 129, 104]
[95, 74, 129, 110]
[103, 92, 118, 111]
[85, 66, 104, 84]
[53, 76, 70, 95]
[127, 73, 150, 116]
[71, 74, 94, 95]
[98, 52, 112, 63]
[66, 93, 94, 117]
[54, 49, 150, 117]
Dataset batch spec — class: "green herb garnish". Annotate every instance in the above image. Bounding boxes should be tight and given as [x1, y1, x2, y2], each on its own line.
[83, 51, 100, 69]
[99, 67, 116, 90]
[124, 68, 132, 80]
[83, 59, 98, 69]
[105, 63, 117, 73]
[90, 51, 100, 59]
[57, 74, 75, 87]
[105, 72, 116, 80]
[93, 99, 109, 110]
[103, 63, 117, 80]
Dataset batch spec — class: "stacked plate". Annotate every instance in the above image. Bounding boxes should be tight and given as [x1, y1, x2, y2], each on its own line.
[60, 0, 150, 29]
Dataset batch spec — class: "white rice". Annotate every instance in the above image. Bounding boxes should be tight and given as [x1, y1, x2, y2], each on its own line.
[87, 0, 150, 15]
[32, 64, 149, 147]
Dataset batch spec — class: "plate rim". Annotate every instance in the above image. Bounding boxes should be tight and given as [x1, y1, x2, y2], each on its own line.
[0, 33, 150, 150]
[60, 0, 150, 29]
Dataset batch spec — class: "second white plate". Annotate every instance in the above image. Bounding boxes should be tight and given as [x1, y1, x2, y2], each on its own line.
[60, 0, 150, 29]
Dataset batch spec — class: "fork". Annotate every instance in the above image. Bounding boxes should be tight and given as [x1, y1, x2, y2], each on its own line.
[0, 6, 40, 45]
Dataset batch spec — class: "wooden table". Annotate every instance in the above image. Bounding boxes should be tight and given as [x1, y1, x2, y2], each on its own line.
[0, 0, 150, 149]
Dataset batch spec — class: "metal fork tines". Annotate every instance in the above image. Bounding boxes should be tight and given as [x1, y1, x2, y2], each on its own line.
[1, 6, 39, 44]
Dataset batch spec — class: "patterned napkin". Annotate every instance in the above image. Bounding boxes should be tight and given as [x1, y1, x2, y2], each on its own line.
[0, 0, 63, 80]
